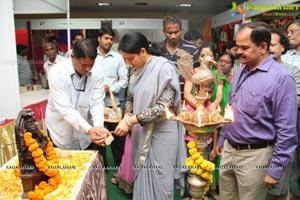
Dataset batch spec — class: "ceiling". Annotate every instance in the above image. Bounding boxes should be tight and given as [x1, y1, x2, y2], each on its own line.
[70, 0, 245, 14]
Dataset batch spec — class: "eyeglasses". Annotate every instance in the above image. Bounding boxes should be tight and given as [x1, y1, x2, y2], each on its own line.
[286, 29, 300, 35]
[71, 74, 88, 92]
[219, 59, 232, 65]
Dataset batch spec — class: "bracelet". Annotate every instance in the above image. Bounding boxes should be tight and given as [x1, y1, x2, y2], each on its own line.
[124, 112, 133, 117]
[124, 116, 132, 128]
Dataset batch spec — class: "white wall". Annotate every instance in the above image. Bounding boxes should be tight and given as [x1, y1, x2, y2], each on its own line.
[0, 0, 20, 118]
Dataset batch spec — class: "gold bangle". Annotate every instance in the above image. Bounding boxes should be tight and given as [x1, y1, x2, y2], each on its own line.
[125, 112, 133, 117]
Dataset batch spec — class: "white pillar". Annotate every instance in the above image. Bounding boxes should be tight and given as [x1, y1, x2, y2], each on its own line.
[0, 0, 20, 118]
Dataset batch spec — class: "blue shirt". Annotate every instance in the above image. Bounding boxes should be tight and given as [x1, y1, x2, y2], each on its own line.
[95, 49, 128, 107]
[218, 55, 297, 179]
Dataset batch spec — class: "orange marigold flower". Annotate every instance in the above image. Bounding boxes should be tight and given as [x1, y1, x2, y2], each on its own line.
[39, 165, 48, 172]
[46, 141, 54, 147]
[48, 177, 57, 185]
[47, 155, 57, 161]
[45, 170, 56, 177]
[36, 190, 45, 199]
[34, 185, 39, 191]
[23, 132, 32, 139]
[14, 169, 21, 177]
[36, 160, 47, 169]
[44, 187, 52, 195]
[32, 148, 43, 157]
[40, 129, 46, 136]
[25, 138, 36, 147]
[46, 151, 56, 157]
[27, 191, 36, 199]
[29, 143, 39, 152]
[45, 147, 54, 153]
[34, 156, 44, 163]
[38, 181, 47, 189]
[54, 174, 62, 184]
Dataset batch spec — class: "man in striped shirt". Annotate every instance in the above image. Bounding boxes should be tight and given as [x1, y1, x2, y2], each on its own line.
[159, 14, 199, 99]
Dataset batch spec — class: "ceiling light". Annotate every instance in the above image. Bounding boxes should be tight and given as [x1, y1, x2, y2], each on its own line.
[178, 4, 192, 7]
[96, 2, 112, 6]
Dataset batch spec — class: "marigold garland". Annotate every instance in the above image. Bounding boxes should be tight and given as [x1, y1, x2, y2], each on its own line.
[16, 130, 62, 200]
[185, 141, 215, 198]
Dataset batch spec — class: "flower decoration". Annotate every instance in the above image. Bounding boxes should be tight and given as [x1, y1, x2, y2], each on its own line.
[21, 130, 62, 200]
[185, 141, 215, 198]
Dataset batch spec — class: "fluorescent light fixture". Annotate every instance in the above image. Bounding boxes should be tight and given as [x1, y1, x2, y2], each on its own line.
[97, 2, 112, 6]
[178, 4, 192, 7]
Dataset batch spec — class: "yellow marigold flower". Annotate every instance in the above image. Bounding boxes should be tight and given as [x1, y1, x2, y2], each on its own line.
[185, 157, 194, 163]
[201, 171, 212, 181]
[200, 160, 208, 169]
[189, 148, 198, 155]
[191, 168, 197, 174]
[206, 164, 215, 172]
[195, 156, 204, 165]
[185, 160, 194, 168]
[187, 141, 197, 149]
[196, 168, 203, 175]
[191, 152, 201, 160]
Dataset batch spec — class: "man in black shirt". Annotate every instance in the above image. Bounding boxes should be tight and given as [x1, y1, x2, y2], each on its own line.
[159, 14, 200, 99]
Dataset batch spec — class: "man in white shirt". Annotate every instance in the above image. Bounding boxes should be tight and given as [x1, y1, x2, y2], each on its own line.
[43, 41, 66, 77]
[46, 39, 109, 164]
[96, 27, 128, 167]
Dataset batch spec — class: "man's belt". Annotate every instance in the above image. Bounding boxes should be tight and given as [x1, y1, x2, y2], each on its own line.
[228, 139, 274, 150]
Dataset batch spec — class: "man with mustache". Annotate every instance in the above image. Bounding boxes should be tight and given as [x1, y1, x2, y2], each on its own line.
[216, 21, 297, 200]
[46, 39, 109, 153]
[159, 14, 199, 99]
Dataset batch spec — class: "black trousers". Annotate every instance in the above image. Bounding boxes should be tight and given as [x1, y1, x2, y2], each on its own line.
[104, 122, 126, 166]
